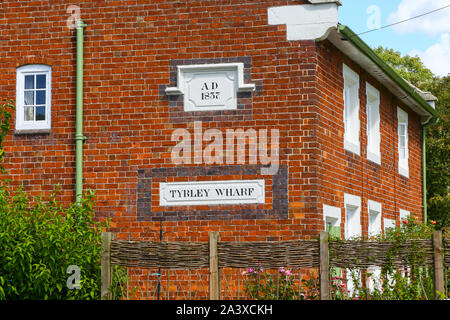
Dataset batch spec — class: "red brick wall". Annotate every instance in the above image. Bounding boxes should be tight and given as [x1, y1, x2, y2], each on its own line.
[315, 40, 424, 236]
[0, 0, 423, 244]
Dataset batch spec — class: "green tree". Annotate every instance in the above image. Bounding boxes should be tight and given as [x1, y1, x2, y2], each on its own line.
[424, 76, 450, 229]
[373, 46, 434, 88]
[374, 47, 449, 229]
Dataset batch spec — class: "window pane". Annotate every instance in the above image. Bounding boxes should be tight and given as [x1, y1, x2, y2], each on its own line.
[344, 88, 350, 130]
[36, 90, 46, 105]
[36, 74, 46, 89]
[35, 107, 45, 121]
[399, 123, 406, 136]
[400, 148, 406, 159]
[399, 135, 406, 148]
[24, 91, 34, 106]
[25, 75, 35, 89]
[24, 106, 34, 121]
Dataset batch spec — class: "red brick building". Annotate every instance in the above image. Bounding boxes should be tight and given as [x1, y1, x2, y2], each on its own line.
[0, 0, 438, 245]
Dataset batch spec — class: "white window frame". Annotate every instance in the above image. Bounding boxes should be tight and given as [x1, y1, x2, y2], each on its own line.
[399, 209, 410, 222]
[383, 218, 396, 235]
[344, 193, 361, 296]
[344, 193, 361, 239]
[16, 64, 52, 132]
[368, 200, 382, 237]
[343, 64, 360, 155]
[367, 200, 382, 291]
[323, 204, 341, 233]
[397, 107, 409, 178]
[366, 83, 381, 164]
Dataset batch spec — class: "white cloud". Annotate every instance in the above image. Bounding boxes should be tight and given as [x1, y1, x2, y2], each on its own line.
[409, 33, 450, 77]
[388, 0, 450, 36]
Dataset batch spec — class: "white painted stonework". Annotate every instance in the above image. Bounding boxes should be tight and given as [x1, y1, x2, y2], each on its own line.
[268, 3, 339, 41]
[159, 180, 265, 206]
[166, 63, 255, 112]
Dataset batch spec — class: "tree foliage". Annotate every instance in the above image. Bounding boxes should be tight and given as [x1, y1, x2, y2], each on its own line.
[373, 46, 434, 88]
[424, 76, 450, 229]
[374, 47, 449, 229]
[0, 187, 105, 299]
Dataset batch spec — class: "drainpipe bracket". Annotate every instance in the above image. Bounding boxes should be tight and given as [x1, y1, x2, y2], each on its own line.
[76, 19, 87, 29]
[75, 134, 87, 142]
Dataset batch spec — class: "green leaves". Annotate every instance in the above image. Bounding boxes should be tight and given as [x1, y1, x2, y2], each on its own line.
[373, 47, 434, 88]
[0, 186, 106, 300]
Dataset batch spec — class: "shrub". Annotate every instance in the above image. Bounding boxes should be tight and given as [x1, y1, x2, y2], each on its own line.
[341, 216, 438, 300]
[242, 217, 442, 300]
[0, 186, 107, 299]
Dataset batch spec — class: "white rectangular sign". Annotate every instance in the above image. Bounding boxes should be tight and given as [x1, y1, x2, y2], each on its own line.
[159, 180, 265, 206]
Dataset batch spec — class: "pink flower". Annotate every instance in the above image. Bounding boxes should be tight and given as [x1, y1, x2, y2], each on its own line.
[402, 219, 408, 224]
[242, 270, 247, 276]
[285, 269, 292, 276]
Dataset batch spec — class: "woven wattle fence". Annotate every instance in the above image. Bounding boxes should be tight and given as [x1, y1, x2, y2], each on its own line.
[102, 231, 449, 300]
[329, 239, 435, 268]
[111, 240, 210, 269]
[218, 241, 319, 268]
[445, 239, 450, 267]
[110, 240, 319, 269]
[110, 239, 438, 270]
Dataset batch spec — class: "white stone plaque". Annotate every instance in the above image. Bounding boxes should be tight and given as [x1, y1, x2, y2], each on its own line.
[186, 71, 235, 111]
[159, 180, 265, 206]
[165, 63, 255, 112]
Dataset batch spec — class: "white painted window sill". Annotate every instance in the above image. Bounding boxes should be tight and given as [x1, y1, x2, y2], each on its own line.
[14, 128, 51, 135]
[367, 151, 381, 165]
[344, 139, 360, 156]
[399, 165, 409, 178]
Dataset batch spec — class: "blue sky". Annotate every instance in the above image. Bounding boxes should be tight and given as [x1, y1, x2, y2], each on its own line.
[338, 0, 450, 76]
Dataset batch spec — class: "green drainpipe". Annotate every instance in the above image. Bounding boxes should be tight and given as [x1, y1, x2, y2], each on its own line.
[422, 116, 438, 223]
[76, 19, 87, 204]
[423, 123, 428, 223]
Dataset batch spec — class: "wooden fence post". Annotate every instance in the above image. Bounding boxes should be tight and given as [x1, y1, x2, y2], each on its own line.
[433, 230, 444, 299]
[101, 232, 112, 300]
[209, 231, 220, 300]
[319, 232, 330, 300]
